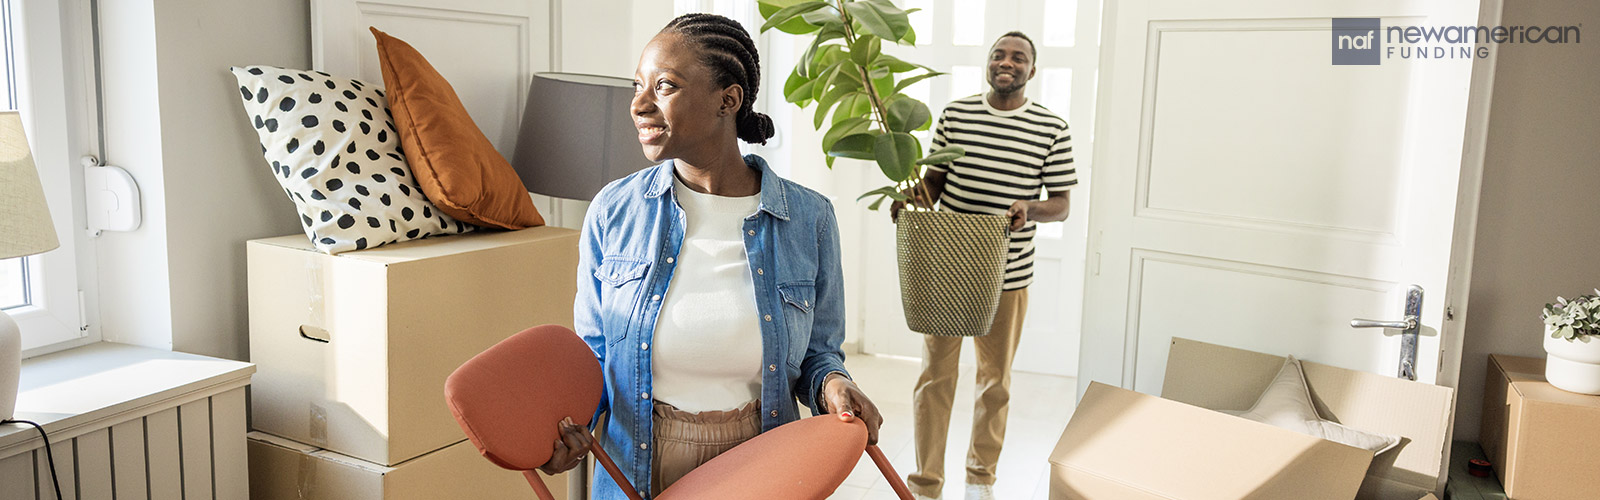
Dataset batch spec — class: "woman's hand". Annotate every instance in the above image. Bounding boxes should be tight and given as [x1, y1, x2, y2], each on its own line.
[822, 373, 884, 445]
[538, 417, 594, 475]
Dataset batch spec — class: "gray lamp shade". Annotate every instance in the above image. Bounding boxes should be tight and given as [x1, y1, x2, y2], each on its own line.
[511, 73, 651, 200]
[0, 111, 58, 260]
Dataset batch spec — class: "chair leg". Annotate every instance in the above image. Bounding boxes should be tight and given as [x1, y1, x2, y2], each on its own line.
[866, 444, 915, 500]
[590, 438, 646, 500]
[523, 471, 557, 500]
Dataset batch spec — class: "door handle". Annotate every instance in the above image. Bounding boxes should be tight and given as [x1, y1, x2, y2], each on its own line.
[1350, 284, 1423, 381]
[1349, 318, 1416, 330]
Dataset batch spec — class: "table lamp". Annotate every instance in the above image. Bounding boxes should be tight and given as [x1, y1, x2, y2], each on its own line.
[0, 110, 59, 420]
[510, 73, 652, 201]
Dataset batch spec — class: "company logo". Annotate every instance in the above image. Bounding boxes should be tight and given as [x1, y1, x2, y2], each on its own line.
[1332, 18, 1381, 65]
[1331, 18, 1581, 65]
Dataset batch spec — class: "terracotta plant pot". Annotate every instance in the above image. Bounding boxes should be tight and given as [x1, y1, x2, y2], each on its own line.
[895, 211, 1010, 337]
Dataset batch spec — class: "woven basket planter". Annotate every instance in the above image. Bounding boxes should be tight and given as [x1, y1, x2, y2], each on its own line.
[895, 210, 1010, 337]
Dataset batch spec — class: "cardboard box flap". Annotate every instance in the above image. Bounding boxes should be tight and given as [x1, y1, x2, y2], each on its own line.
[1495, 355, 1600, 409]
[1162, 339, 1455, 496]
[249, 226, 577, 265]
[1051, 382, 1373, 500]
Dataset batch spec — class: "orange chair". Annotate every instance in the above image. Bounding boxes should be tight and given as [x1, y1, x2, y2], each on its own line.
[444, 324, 914, 500]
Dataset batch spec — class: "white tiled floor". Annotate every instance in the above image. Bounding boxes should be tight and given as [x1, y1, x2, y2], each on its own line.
[820, 353, 1077, 500]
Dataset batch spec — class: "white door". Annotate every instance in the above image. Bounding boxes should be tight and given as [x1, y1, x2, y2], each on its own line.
[859, 0, 1101, 377]
[1078, 0, 1483, 398]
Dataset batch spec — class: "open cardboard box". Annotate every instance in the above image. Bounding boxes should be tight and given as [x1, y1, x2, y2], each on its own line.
[1051, 338, 1454, 500]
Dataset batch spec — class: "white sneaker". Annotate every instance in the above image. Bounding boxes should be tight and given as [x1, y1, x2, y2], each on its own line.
[911, 493, 941, 500]
[964, 483, 996, 500]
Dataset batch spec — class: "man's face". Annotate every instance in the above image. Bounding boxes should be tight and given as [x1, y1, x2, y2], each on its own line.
[987, 36, 1036, 95]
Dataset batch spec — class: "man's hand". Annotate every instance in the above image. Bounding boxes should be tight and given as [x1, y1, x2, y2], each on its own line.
[822, 373, 884, 444]
[538, 417, 594, 475]
[1005, 200, 1032, 231]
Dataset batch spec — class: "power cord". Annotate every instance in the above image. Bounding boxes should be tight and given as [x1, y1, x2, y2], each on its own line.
[2, 419, 63, 500]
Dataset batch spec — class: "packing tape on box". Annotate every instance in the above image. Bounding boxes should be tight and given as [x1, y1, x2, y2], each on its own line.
[297, 452, 317, 499]
[310, 403, 329, 445]
[305, 258, 326, 331]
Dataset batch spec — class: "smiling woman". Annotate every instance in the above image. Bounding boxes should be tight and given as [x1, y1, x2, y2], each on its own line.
[538, 13, 888, 500]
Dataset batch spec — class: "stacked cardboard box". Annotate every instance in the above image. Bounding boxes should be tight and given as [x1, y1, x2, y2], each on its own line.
[1050, 338, 1455, 500]
[245, 227, 580, 499]
[1481, 354, 1600, 499]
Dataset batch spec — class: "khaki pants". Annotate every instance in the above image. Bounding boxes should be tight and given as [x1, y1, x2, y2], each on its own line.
[908, 288, 1028, 497]
[649, 399, 762, 496]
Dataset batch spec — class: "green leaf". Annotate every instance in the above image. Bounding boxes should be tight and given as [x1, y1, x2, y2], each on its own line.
[917, 145, 966, 165]
[759, 1, 830, 34]
[892, 71, 945, 94]
[786, 78, 817, 105]
[886, 97, 931, 133]
[877, 54, 919, 73]
[861, 0, 913, 40]
[844, 2, 896, 40]
[847, 93, 875, 122]
[785, 70, 812, 101]
[828, 132, 879, 160]
[856, 185, 912, 203]
[815, 59, 855, 103]
[832, 94, 863, 125]
[851, 36, 881, 66]
[815, 81, 862, 128]
[824, 117, 873, 152]
[867, 194, 888, 211]
[869, 66, 890, 79]
[802, 9, 844, 28]
[873, 132, 920, 182]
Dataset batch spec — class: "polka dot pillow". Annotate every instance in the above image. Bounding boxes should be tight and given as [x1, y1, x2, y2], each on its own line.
[231, 65, 473, 254]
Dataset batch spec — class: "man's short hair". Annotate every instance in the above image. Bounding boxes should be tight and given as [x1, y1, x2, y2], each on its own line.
[993, 31, 1037, 62]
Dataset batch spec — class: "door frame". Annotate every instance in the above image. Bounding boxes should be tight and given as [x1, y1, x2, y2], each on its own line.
[1078, 0, 1501, 397]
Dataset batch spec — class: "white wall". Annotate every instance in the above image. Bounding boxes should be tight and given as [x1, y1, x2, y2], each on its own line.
[93, 0, 660, 361]
[1454, 0, 1600, 440]
[96, 0, 309, 359]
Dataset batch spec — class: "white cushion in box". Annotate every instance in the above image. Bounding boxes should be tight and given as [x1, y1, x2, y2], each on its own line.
[247, 226, 579, 466]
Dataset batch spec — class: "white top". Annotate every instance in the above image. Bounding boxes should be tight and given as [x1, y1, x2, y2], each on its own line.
[651, 175, 764, 412]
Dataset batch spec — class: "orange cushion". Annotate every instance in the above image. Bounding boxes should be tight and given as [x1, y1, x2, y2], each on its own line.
[371, 27, 543, 230]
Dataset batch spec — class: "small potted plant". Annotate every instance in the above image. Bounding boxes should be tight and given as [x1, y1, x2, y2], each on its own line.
[1541, 291, 1600, 394]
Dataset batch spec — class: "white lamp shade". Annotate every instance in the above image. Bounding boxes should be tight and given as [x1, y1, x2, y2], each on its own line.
[0, 110, 58, 260]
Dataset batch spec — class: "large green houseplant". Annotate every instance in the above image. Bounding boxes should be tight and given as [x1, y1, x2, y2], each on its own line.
[760, 0, 1011, 337]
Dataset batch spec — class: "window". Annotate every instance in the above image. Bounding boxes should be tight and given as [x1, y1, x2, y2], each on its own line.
[2, 0, 98, 357]
[0, 258, 25, 309]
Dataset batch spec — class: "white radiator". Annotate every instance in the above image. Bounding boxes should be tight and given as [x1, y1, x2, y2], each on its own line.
[0, 343, 253, 500]
[0, 387, 248, 500]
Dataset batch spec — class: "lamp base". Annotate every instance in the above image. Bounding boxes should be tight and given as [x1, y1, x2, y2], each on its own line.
[1, 308, 19, 420]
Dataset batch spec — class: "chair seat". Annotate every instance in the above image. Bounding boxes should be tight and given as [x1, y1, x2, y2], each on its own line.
[657, 414, 868, 500]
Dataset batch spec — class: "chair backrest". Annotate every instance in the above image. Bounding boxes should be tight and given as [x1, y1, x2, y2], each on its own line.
[656, 414, 866, 499]
[444, 324, 603, 471]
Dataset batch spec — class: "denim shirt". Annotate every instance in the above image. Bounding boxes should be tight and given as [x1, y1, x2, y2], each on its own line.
[575, 154, 850, 499]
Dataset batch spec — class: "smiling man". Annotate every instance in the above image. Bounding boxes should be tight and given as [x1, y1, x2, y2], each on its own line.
[889, 31, 1076, 500]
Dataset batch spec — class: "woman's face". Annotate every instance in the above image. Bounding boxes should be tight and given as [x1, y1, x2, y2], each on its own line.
[631, 32, 738, 163]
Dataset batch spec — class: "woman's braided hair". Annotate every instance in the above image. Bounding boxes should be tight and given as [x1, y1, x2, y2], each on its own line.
[662, 13, 776, 145]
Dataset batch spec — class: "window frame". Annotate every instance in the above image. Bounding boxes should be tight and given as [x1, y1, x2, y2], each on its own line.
[6, 0, 102, 358]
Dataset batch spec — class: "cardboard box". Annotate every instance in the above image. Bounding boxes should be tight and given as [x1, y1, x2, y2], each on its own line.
[1050, 338, 1455, 500]
[1480, 354, 1600, 499]
[248, 431, 567, 500]
[248, 227, 579, 466]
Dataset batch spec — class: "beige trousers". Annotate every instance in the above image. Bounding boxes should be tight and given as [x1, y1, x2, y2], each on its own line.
[649, 399, 762, 496]
[908, 288, 1028, 497]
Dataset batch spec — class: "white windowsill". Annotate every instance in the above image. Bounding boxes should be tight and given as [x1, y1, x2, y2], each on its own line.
[0, 342, 255, 459]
